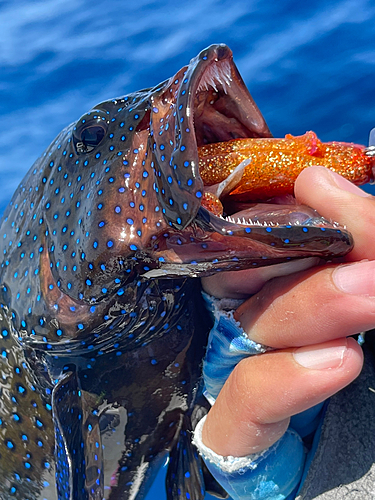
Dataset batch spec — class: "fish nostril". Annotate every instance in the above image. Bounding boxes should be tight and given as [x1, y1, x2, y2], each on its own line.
[216, 44, 229, 61]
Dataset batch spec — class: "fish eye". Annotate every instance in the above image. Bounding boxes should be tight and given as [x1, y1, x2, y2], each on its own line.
[73, 110, 109, 154]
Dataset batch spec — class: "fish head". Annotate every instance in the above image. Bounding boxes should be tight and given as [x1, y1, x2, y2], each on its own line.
[19, 44, 270, 303]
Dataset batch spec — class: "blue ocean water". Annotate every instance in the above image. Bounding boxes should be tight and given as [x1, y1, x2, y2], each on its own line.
[1, 0, 375, 498]
[1, 0, 375, 214]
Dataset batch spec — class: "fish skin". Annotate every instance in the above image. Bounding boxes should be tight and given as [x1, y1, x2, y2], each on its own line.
[0, 44, 353, 500]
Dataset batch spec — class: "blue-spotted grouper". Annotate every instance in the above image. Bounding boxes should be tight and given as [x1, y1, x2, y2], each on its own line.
[0, 44, 353, 500]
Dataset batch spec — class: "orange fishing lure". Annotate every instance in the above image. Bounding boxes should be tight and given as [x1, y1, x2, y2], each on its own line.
[198, 131, 375, 205]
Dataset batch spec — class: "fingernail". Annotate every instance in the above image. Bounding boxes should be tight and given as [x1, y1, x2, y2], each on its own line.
[333, 261, 375, 296]
[321, 167, 370, 197]
[293, 338, 347, 370]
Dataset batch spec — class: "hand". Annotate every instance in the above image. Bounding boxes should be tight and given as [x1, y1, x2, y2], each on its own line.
[201, 166, 373, 457]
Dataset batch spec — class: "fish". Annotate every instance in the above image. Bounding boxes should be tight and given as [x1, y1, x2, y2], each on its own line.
[0, 44, 354, 500]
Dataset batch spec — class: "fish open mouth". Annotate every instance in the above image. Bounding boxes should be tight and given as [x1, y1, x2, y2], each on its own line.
[171, 44, 353, 266]
[146, 44, 353, 277]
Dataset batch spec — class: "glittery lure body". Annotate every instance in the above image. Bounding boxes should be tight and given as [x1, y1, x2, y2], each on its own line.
[0, 44, 354, 500]
[199, 131, 375, 203]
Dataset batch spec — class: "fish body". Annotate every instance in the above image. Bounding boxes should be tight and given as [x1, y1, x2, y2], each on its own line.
[0, 44, 353, 500]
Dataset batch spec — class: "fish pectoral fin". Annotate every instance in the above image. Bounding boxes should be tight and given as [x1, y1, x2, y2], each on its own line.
[166, 414, 206, 500]
[52, 370, 104, 500]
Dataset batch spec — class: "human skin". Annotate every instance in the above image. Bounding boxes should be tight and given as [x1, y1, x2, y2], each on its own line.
[201, 165, 373, 457]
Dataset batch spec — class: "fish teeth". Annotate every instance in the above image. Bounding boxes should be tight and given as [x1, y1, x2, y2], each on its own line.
[219, 213, 296, 228]
[197, 60, 232, 94]
[218, 60, 232, 94]
[209, 77, 219, 93]
[222, 215, 280, 227]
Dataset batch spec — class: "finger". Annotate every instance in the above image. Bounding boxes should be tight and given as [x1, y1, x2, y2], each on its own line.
[201, 257, 319, 298]
[234, 260, 375, 348]
[295, 166, 375, 262]
[202, 337, 363, 457]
